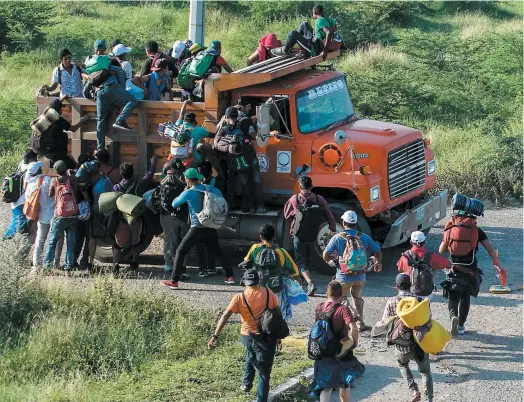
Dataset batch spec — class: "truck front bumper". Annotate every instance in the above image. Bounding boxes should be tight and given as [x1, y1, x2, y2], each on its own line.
[381, 190, 448, 248]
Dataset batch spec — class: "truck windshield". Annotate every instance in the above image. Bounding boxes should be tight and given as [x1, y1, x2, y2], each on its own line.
[296, 78, 355, 134]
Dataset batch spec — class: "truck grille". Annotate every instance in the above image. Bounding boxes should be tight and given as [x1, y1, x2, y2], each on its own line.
[388, 140, 426, 199]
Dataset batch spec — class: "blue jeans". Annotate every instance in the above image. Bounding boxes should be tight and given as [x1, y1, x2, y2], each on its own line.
[4, 205, 27, 239]
[241, 335, 275, 402]
[96, 84, 137, 149]
[44, 217, 78, 270]
[293, 236, 314, 273]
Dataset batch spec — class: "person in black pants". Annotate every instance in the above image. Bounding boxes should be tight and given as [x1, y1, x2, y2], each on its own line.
[159, 168, 235, 289]
[439, 213, 501, 337]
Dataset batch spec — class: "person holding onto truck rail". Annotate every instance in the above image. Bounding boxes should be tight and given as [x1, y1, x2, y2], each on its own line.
[44, 48, 88, 98]
[130, 58, 173, 101]
[160, 168, 236, 289]
[174, 100, 210, 164]
[323, 210, 382, 332]
[284, 176, 336, 296]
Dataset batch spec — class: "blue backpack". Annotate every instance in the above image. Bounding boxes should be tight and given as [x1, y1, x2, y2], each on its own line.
[308, 303, 341, 360]
[92, 171, 114, 207]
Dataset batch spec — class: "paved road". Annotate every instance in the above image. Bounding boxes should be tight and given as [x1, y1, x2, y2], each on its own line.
[1, 205, 522, 401]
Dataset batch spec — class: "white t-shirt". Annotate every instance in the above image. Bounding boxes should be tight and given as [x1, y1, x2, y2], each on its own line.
[24, 175, 55, 224]
[120, 60, 133, 80]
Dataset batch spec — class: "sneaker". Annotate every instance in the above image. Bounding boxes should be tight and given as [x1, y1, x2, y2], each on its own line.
[113, 121, 132, 130]
[357, 323, 372, 332]
[240, 383, 252, 393]
[163, 265, 173, 273]
[411, 390, 421, 402]
[450, 316, 459, 338]
[458, 325, 466, 335]
[160, 280, 179, 289]
[207, 268, 217, 275]
[224, 277, 236, 285]
[180, 273, 191, 281]
[271, 46, 290, 57]
[198, 272, 209, 278]
[307, 281, 317, 297]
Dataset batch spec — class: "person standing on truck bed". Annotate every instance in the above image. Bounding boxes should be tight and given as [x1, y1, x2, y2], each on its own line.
[130, 58, 173, 101]
[140, 40, 178, 78]
[44, 48, 88, 98]
[284, 176, 336, 296]
[322, 210, 382, 332]
[160, 168, 236, 289]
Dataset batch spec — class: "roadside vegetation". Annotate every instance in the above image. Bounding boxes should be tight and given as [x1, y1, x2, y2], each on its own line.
[0, 1, 521, 201]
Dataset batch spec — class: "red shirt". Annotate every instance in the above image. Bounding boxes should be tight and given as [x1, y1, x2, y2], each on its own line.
[397, 246, 451, 273]
[314, 301, 354, 341]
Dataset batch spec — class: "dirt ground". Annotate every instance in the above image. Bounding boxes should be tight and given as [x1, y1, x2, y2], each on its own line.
[1, 205, 522, 401]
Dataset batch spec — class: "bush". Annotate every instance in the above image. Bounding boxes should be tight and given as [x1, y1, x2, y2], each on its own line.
[239, 0, 314, 22]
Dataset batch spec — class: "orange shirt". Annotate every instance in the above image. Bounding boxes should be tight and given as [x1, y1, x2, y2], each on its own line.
[227, 286, 279, 336]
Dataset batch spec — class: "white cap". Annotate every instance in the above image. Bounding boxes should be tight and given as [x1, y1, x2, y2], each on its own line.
[27, 161, 43, 176]
[113, 44, 132, 56]
[341, 210, 358, 224]
[410, 231, 426, 244]
[172, 40, 185, 59]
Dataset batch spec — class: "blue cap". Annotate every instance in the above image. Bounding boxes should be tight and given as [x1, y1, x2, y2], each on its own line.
[94, 39, 107, 50]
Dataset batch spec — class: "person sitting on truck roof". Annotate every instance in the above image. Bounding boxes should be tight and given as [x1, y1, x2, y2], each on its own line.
[44, 48, 88, 98]
[173, 100, 210, 164]
[130, 58, 173, 101]
[140, 40, 178, 78]
[272, 4, 341, 61]
[246, 33, 283, 66]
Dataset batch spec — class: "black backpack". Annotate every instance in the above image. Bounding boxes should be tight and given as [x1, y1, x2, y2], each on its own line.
[159, 175, 185, 214]
[308, 303, 341, 360]
[1, 169, 25, 203]
[256, 245, 283, 293]
[243, 288, 289, 340]
[292, 194, 325, 242]
[403, 251, 434, 297]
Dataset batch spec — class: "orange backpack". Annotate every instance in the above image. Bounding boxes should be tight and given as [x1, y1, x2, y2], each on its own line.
[23, 176, 44, 221]
[443, 215, 479, 257]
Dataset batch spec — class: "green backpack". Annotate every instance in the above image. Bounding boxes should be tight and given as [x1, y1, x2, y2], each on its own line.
[85, 55, 111, 74]
[176, 58, 196, 90]
[188, 50, 217, 78]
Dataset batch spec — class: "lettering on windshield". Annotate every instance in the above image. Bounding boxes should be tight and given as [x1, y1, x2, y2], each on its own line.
[307, 79, 344, 100]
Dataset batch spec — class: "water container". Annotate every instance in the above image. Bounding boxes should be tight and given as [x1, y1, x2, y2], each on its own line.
[451, 193, 484, 216]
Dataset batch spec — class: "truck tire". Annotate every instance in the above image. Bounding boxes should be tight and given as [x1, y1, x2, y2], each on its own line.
[312, 203, 371, 275]
[94, 228, 156, 264]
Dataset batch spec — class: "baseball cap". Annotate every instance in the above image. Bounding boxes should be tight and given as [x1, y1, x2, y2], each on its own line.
[189, 42, 206, 54]
[53, 160, 67, 175]
[94, 39, 107, 50]
[410, 231, 426, 244]
[396, 273, 411, 288]
[112, 44, 132, 56]
[172, 40, 186, 59]
[242, 268, 260, 286]
[225, 106, 238, 118]
[27, 161, 43, 176]
[184, 167, 203, 180]
[341, 210, 358, 224]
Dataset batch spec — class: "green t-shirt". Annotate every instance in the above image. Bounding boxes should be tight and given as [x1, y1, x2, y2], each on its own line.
[314, 17, 336, 41]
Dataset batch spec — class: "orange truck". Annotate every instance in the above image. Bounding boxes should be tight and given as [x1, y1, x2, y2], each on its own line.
[36, 51, 447, 272]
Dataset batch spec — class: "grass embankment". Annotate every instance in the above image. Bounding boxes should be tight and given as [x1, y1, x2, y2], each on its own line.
[0, 1, 522, 201]
[0, 241, 310, 402]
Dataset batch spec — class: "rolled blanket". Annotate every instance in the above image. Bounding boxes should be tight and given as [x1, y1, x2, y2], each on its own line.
[396, 297, 431, 329]
[116, 193, 146, 217]
[99, 191, 123, 216]
[415, 319, 451, 354]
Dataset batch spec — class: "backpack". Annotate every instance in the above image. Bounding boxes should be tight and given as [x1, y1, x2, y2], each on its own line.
[338, 232, 368, 274]
[403, 250, 434, 297]
[30, 106, 61, 138]
[85, 55, 112, 86]
[443, 215, 479, 258]
[387, 315, 415, 349]
[57, 64, 83, 85]
[195, 186, 228, 229]
[188, 49, 217, 78]
[243, 288, 289, 340]
[176, 58, 196, 90]
[2, 169, 25, 203]
[92, 170, 114, 207]
[291, 194, 325, 242]
[255, 245, 283, 293]
[159, 175, 185, 214]
[55, 177, 79, 217]
[23, 176, 44, 221]
[323, 18, 343, 51]
[159, 122, 193, 159]
[308, 302, 341, 360]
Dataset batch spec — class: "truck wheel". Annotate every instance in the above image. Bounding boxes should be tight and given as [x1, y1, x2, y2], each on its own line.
[94, 230, 156, 264]
[312, 203, 371, 275]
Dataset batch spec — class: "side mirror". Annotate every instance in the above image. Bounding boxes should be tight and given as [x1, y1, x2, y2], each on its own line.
[256, 104, 271, 137]
[334, 130, 347, 145]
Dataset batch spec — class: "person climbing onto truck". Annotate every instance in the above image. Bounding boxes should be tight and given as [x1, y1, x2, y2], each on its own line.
[272, 4, 342, 60]
[130, 58, 173, 101]
[323, 210, 382, 332]
[160, 168, 235, 289]
[284, 176, 336, 296]
[214, 106, 256, 213]
[246, 33, 283, 66]
[397, 231, 451, 301]
[439, 210, 501, 337]
[174, 99, 210, 164]
[44, 48, 88, 98]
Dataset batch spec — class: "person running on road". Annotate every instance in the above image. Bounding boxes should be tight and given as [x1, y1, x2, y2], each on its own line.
[323, 210, 382, 332]
[208, 268, 279, 402]
[378, 273, 434, 402]
[439, 211, 501, 337]
[284, 175, 336, 296]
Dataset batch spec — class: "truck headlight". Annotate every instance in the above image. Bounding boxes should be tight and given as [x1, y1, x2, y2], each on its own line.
[427, 160, 436, 176]
[370, 185, 380, 202]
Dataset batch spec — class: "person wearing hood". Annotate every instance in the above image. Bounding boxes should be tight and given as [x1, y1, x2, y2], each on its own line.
[247, 34, 283, 66]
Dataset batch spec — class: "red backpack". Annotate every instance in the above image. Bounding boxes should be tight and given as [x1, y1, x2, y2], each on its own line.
[443, 215, 479, 257]
[55, 177, 79, 217]
[323, 18, 343, 51]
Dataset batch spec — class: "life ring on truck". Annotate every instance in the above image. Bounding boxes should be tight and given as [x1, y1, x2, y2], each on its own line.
[311, 203, 372, 275]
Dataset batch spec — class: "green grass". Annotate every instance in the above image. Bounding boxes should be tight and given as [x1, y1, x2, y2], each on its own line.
[0, 0, 522, 201]
[0, 242, 310, 402]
